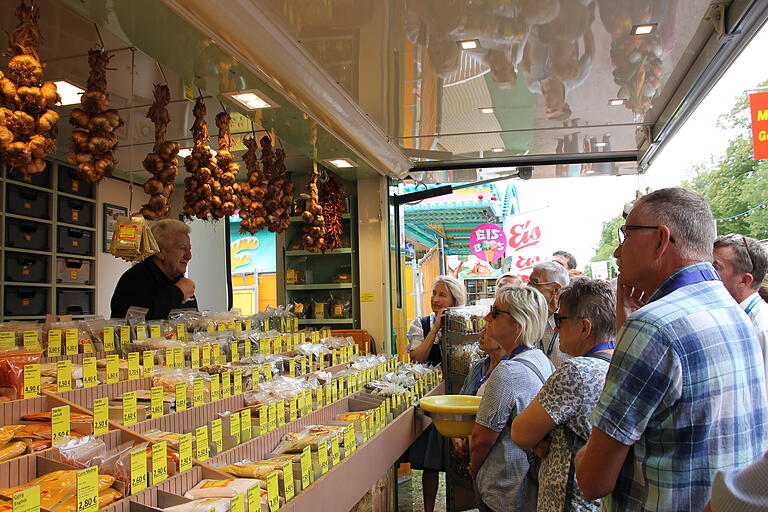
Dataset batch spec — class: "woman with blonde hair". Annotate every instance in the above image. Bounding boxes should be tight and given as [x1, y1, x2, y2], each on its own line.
[469, 285, 554, 511]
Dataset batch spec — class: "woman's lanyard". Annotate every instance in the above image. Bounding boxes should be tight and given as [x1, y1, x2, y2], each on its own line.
[473, 354, 509, 393]
[584, 341, 615, 357]
[744, 295, 761, 315]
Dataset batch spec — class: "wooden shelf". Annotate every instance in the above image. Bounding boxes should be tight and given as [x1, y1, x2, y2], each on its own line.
[57, 221, 96, 232]
[4, 212, 52, 224]
[298, 318, 355, 325]
[4, 248, 53, 256]
[287, 283, 353, 290]
[3, 179, 52, 193]
[56, 253, 96, 260]
[286, 248, 352, 256]
[57, 191, 96, 203]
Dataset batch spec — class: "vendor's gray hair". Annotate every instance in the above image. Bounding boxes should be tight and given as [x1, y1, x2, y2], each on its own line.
[714, 234, 768, 288]
[432, 275, 466, 307]
[151, 219, 191, 251]
[495, 285, 548, 347]
[633, 188, 716, 260]
[559, 278, 616, 342]
[532, 261, 570, 287]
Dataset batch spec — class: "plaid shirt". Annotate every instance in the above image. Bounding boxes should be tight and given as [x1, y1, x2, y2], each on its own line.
[591, 262, 768, 511]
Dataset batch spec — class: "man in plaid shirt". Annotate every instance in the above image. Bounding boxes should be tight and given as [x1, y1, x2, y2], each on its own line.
[574, 188, 768, 511]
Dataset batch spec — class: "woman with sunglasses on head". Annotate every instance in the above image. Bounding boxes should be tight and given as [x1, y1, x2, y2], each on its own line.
[405, 275, 466, 512]
[469, 285, 554, 512]
[511, 278, 616, 512]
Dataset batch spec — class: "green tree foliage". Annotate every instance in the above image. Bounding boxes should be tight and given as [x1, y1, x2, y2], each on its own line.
[592, 214, 623, 262]
[684, 80, 768, 237]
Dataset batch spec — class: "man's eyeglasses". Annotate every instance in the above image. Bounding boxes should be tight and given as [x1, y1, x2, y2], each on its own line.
[490, 305, 512, 319]
[618, 225, 676, 244]
[722, 233, 755, 273]
[554, 315, 572, 329]
[528, 278, 555, 287]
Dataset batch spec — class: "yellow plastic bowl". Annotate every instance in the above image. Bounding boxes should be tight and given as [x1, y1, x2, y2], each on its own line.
[419, 395, 482, 438]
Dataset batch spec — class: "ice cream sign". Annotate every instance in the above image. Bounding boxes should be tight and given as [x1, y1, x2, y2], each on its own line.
[470, 223, 506, 264]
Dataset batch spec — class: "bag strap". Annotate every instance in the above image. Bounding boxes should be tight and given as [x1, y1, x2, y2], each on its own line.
[515, 357, 547, 385]
[587, 352, 612, 363]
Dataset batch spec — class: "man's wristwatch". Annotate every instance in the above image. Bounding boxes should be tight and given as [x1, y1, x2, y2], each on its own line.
[467, 465, 478, 477]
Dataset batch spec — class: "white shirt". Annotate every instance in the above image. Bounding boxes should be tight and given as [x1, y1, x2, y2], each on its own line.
[740, 292, 768, 391]
[541, 315, 571, 369]
[406, 312, 441, 351]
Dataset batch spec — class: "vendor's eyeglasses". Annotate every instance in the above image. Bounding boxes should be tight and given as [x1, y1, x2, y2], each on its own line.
[490, 305, 512, 319]
[554, 315, 572, 329]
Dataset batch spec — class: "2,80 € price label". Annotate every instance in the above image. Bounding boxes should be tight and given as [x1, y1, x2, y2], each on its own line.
[77, 467, 98, 512]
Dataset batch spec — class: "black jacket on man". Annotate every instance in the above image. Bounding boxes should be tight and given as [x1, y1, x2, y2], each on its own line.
[110, 257, 198, 320]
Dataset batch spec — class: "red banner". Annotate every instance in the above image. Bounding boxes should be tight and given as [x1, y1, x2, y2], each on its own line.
[749, 92, 768, 160]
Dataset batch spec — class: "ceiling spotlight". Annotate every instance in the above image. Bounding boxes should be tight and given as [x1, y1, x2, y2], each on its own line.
[594, 142, 607, 148]
[491, 147, 503, 153]
[608, 98, 625, 106]
[53, 80, 85, 106]
[479, 107, 495, 114]
[225, 89, 278, 110]
[324, 158, 356, 168]
[458, 39, 480, 50]
[178, 148, 192, 158]
[631, 23, 657, 35]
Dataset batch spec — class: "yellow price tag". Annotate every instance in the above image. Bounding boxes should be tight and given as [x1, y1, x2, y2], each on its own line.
[231, 341, 239, 362]
[57, 360, 72, 392]
[23, 330, 39, 351]
[93, 397, 109, 435]
[300, 446, 312, 489]
[164, 348, 174, 369]
[259, 338, 270, 355]
[289, 395, 298, 422]
[344, 424, 356, 453]
[65, 328, 78, 355]
[119, 326, 131, 345]
[52, 405, 70, 446]
[210, 374, 221, 402]
[318, 441, 329, 474]
[276, 399, 286, 427]
[222, 372, 232, 398]
[175, 382, 187, 411]
[130, 447, 148, 494]
[297, 392, 305, 418]
[151, 386, 164, 419]
[135, 325, 147, 341]
[82, 357, 97, 388]
[151, 441, 167, 484]
[195, 425, 209, 461]
[176, 323, 186, 341]
[47, 329, 62, 357]
[282, 462, 295, 500]
[243, 339, 251, 358]
[331, 434, 341, 465]
[263, 363, 273, 382]
[127, 352, 140, 380]
[247, 484, 260, 512]
[202, 344, 211, 366]
[241, 409, 252, 442]
[230, 493, 244, 512]
[0, 332, 14, 350]
[77, 466, 98, 512]
[259, 405, 268, 435]
[268, 402, 277, 431]
[212, 344, 221, 364]
[13, 484, 39, 512]
[23, 364, 40, 398]
[207, 322, 215, 333]
[316, 386, 323, 408]
[288, 359, 296, 377]
[229, 412, 241, 445]
[266, 472, 279, 512]
[332, 380, 339, 402]
[234, 370, 243, 395]
[174, 347, 184, 368]
[211, 418, 223, 453]
[150, 325, 161, 338]
[191, 346, 200, 369]
[105, 354, 119, 383]
[143, 351, 154, 376]
[123, 391, 138, 426]
[179, 433, 192, 472]
[193, 378, 204, 407]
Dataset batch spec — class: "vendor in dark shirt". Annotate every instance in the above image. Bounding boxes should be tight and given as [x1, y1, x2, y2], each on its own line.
[110, 219, 197, 320]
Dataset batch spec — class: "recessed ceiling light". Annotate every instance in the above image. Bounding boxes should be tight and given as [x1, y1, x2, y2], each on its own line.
[480, 107, 495, 114]
[178, 148, 192, 158]
[53, 80, 84, 106]
[458, 39, 480, 50]
[224, 89, 278, 110]
[491, 147, 503, 153]
[608, 98, 625, 106]
[324, 158, 356, 168]
[631, 23, 657, 35]
[595, 142, 607, 148]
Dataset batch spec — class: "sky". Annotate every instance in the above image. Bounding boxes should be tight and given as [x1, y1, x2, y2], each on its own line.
[512, 21, 768, 271]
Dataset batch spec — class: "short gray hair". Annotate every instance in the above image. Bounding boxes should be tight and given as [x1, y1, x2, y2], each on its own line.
[559, 278, 616, 341]
[495, 272, 522, 287]
[714, 234, 768, 288]
[151, 219, 191, 251]
[633, 188, 715, 260]
[432, 275, 466, 307]
[495, 285, 548, 347]
[532, 261, 570, 287]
